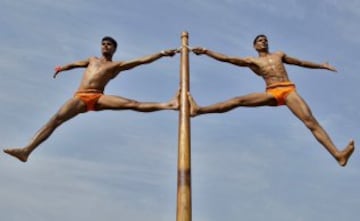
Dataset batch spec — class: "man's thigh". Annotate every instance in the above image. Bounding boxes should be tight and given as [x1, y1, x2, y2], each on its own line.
[239, 92, 277, 106]
[285, 92, 314, 119]
[96, 95, 135, 110]
[56, 98, 87, 119]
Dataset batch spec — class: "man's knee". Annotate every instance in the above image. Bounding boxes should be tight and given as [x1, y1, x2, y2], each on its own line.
[48, 114, 65, 127]
[303, 116, 318, 130]
[51, 110, 78, 126]
[125, 99, 140, 108]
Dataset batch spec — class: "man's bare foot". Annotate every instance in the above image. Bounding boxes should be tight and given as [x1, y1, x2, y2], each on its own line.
[337, 140, 355, 167]
[187, 92, 200, 117]
[168, 90, 180, 110]
[3, 148, 29, 162]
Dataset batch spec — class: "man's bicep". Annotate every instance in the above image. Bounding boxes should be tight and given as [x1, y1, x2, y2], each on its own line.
[231, 57, 252, 66]
[72, 58, 90, 67]
[116, 60, 140, 71]
[283, 54, 302, 65]
[60, 58, 90, 71]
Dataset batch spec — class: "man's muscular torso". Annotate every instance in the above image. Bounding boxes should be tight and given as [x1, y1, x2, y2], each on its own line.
[77, 57, 122, 92]
[249, 51, 291, 86]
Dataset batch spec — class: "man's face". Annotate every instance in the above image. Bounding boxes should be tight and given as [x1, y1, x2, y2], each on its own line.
[254, 36, 269, 52]
[101, 40, 116, 55]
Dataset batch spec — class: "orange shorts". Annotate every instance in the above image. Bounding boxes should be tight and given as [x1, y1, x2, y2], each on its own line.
[74, 90, 103, 111]
[266, 82, 296, 106]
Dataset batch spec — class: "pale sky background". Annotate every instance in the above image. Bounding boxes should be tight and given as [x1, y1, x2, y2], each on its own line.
[1, 0, 360, 220]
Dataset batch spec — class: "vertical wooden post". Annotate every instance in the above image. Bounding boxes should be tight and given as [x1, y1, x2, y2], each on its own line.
[176, 31, 192, 221]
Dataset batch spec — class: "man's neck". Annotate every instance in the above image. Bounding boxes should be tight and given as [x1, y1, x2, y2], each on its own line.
[102, 54, 113, 61]
[258, 50, 270, 57]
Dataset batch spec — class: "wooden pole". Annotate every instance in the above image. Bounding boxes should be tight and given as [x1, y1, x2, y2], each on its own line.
[176, 31, 192, 221]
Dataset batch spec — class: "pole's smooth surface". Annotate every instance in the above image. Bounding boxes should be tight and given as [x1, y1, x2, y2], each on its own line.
[176, 31, 192, 221]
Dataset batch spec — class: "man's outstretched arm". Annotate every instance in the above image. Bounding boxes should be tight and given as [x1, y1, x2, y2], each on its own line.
[192, 47, 252, 67]
[117, 49, 177, 72]
[283, 54, 337, 72]
[53, 58, 90, 78]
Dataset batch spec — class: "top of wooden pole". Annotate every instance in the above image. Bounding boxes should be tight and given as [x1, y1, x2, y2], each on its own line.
[181, 31, 189, 38]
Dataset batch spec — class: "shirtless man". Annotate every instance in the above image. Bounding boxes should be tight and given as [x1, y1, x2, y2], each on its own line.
[4, 36, 179, 162]
[189, 34, 354, 166]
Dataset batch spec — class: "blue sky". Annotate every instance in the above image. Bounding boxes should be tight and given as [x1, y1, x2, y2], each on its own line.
[1, 0, 360, 220]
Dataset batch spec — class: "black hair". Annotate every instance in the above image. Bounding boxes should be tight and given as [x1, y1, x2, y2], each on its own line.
[253, 34, 267, 45]
[102, 36, 117, 49]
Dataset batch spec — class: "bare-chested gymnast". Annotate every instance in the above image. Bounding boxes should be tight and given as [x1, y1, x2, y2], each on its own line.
[4, 36, 179, 162]
[189, 34, 354, 166]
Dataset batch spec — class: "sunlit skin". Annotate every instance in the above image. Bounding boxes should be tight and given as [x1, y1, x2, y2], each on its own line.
[4, 38, 179, 162]
[189, 35, 354, 166]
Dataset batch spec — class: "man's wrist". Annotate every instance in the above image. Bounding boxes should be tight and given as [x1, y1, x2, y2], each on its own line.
[55, 65, 62, 72]
[320, 63, 327, 69]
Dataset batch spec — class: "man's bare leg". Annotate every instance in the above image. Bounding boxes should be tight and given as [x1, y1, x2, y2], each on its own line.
[133, 91, 180, 112]
[188, 92, 277, 117]
[3, 99, 86, 162]
[286, 92, 355, 166]
[96, 91, 179, 112]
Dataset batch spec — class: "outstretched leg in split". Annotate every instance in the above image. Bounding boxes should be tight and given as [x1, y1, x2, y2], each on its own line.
[3, 98, 86, 162]
[285, 92, 354, 166]
[188, 92, 277, 117]
[96, 91, 179, 111]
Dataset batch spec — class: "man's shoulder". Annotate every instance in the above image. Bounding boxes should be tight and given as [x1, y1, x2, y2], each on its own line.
[89, 56, 99, 60]
[85, 56, 97, 63]
[272, 51, 286, 56]
[245, 55, 260, 63]
[241, 56, 256, 62]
